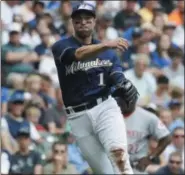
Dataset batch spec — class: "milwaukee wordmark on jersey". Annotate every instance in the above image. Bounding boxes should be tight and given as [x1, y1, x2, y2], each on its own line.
[65, 58, 113, 75]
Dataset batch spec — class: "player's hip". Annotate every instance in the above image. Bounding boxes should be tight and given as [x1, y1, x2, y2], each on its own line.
[65, 95, 118, 118]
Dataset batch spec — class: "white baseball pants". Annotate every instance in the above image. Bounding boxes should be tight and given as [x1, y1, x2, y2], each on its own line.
[67, 96, 133, 174]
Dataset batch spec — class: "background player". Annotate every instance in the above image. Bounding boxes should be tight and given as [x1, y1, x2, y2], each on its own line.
[51, 2, 138, 174]
[116, 97, 171, 174]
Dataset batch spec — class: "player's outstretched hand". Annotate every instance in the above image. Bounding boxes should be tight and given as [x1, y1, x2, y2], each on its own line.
[104, 38, 129, 52]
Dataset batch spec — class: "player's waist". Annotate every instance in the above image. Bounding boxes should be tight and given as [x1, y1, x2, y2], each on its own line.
[65, 95, 110, 114]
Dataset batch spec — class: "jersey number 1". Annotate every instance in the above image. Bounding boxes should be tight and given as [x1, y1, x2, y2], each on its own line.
[98, 73, 105, 86]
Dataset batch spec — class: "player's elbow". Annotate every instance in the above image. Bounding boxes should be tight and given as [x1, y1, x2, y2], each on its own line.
[74, 49, 83, 60]
[75, 48, 85, 60]
[75, 46, 90, 60]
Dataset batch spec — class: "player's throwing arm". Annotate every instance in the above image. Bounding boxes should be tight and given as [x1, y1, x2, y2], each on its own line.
[51, 2, 139, 174]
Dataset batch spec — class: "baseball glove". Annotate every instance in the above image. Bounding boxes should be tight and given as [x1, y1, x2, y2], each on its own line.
[112, 79, 139, 110]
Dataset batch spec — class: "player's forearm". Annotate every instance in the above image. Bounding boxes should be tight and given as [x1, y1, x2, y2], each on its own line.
[75, 43, 109, 60]
[149, 135, 171, 159]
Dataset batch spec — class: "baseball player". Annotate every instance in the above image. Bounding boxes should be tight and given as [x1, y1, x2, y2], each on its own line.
[51, 2, 139, 174]
[116, 97, 171, 174]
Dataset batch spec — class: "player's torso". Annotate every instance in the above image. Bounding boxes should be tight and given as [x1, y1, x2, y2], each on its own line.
[124, 107, 151, 161]
[58, 37, 115, 106]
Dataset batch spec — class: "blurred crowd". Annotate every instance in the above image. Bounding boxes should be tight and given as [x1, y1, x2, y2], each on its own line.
[1, 0, 184, 174]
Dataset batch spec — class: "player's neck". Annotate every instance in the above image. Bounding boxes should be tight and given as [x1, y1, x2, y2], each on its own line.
[124, 113, 132, 118]
[74, 34, 92, 45]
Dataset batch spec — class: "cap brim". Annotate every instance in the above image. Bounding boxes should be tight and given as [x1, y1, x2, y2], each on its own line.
[71, 9, 96, 18]
[17, 133, 30, 138]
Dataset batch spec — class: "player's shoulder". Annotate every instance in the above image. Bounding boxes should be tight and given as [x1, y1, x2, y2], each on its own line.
[51, 37, 72, 50]
[136, 106, 158, 120]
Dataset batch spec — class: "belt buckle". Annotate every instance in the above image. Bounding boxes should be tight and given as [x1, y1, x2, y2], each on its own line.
[66, 107, 75, 114]
[96, 97, 103, 105]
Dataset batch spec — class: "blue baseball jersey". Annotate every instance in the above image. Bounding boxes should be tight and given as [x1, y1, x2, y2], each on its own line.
[52, 36, 124, 107]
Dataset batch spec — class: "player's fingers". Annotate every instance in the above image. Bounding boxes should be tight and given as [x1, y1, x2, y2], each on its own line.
[118, 38, 129, 49]
[118, 41, 128, 50]
[117, 45, 125, 52]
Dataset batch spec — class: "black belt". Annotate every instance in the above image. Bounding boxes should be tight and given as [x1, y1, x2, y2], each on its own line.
[65, 95, 109, 114]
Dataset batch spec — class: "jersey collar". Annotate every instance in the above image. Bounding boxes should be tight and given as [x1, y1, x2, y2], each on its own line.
[70, 35, 99, 46]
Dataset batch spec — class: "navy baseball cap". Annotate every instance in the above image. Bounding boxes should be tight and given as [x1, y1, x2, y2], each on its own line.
[9, 90, 25, 103]
[71, 3, 96, 18]
[17, 126, 30, 137]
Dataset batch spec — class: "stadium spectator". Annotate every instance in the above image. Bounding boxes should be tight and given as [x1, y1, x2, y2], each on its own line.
[151, 75, 170, 107]
[163, 22, 177, 46]
[138, 0, 159, 23]
[140, 22, 158, 52]
[24, 104, 46, 132]
[41, 88, 67, 134]
[43, 141, 78, 174]
[155, 151, 184, 174]
[9, 126, 43, 174]
[151, 34, 172, 69]
[2, 90, 42, 147]
[122, 27, 143, 69]
[64, 132, 91, 174]
[42, 13, 60, 36]
[57, 0, 73, 36]
[168, 100, 184, 132]
[159, 108, 173, 129]
[152, 13, 166, 32]
[34, 28, 54, 57]
[172, 13, 184, 51]
[27, 1, 45, 29]
[1, 28, 39, 77]
[39, 74, 56, 102]
[124, 53, 157, 106]
[163, 47, 184, 81]
[114, 0, 141, 32]
[162, 127, 184, 170]
[96, 13, 118, 41]
[168, 1, 184, 26]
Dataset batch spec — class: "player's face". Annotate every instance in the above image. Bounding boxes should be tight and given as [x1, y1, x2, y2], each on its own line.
[72, 12, 96, 38]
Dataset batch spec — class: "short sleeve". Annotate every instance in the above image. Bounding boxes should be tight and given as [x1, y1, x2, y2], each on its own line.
[148, 114, 170, 140]
[1, 45, 9, 61]
[30, 123, 41, 140]
[109, 52, 126, 86]
[51, 41, 77, 64]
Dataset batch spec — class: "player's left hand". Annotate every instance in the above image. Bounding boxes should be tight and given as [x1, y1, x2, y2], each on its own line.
[135, 156, 152, 172]
[112, 79, 139, 108]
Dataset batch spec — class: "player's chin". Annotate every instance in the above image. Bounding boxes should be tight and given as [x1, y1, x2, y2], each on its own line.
[77, 31, 92, 38]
